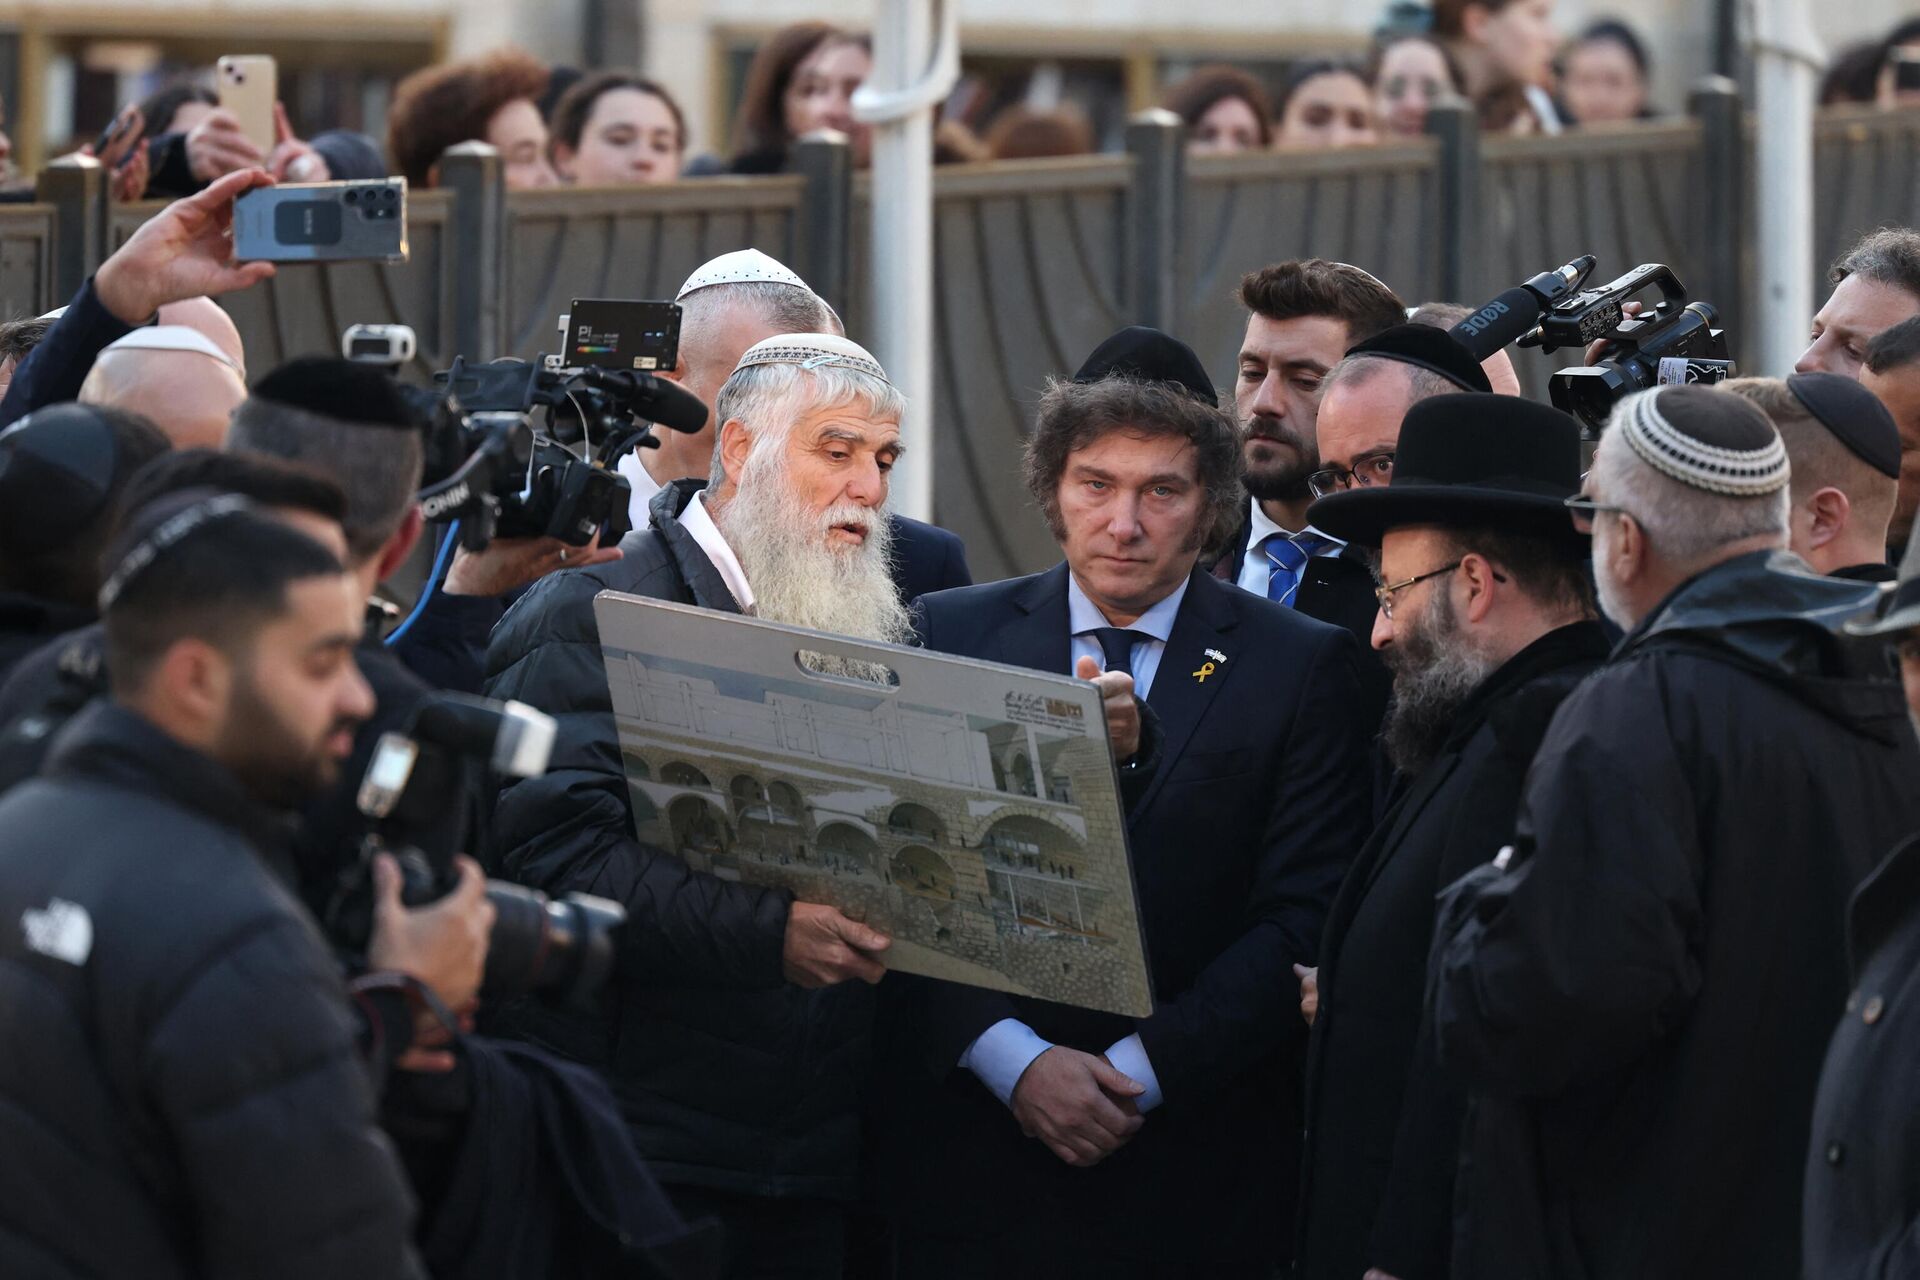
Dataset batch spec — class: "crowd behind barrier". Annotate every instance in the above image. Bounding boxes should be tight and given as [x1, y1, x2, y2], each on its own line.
[9, 95, 1920, 580]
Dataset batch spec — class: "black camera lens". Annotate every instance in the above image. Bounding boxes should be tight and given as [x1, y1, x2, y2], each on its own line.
[481, 881, 624, 1007]
[344, 189, 360, 205]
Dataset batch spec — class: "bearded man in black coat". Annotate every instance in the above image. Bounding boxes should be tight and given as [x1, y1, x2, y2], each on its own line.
[1291, 395, 1608, 1280]
[1430, 385, 1920, 1279]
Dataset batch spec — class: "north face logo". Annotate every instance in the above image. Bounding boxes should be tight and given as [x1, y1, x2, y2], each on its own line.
[21, 898, 92, 966]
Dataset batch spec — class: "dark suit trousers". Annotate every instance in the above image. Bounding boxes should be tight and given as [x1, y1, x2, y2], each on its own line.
[667, 1185, 846, 1280]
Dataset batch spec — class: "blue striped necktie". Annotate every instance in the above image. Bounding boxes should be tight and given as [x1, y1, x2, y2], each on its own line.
[1265, 533, 1328, 607]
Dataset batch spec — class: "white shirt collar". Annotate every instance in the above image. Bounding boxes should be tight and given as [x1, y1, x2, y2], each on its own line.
[1066, 571, 1188, 643]
[617, 450, 665, 532]
[1246, 496, 1346, 555]
[678, 490, 755, 611]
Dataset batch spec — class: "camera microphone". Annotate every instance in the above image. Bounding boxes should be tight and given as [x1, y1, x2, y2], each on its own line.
[1449, 255, 1596, 360]
[580, 368, 710, 433]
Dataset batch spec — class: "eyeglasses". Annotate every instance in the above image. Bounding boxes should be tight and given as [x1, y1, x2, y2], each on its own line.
[1563, 493, 1628, 534]
[1308, 450, 1396, 499]
[1374, 560, 1461, 619]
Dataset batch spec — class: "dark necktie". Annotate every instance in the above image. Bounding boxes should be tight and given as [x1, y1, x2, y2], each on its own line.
[1265, 532, 1329, 607]
[1091, 627, 1147, 678]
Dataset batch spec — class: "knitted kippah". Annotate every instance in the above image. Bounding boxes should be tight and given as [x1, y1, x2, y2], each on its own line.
[732, 332, 889, 382]
[1618, 385, 1790, 496]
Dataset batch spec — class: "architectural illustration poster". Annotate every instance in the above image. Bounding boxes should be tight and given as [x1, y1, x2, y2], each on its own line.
[592, 592, 1154, 1018]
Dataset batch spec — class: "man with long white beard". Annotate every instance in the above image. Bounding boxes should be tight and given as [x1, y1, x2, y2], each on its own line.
[482, 333, 907, 1278]
[1290, 394, 1606, 1280]
[1429, 385, 1920, 1279]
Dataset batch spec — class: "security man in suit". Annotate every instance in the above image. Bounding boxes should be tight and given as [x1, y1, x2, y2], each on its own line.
[877, 327, 1373, 1278]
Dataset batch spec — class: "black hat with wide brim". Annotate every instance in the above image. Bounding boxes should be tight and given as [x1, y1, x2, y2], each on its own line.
[1307, 393, 1587, 548]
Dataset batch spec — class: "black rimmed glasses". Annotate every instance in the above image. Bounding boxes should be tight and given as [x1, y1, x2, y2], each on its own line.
[1564, 493, 1627, 534]
[1308, 450, 1396, 500]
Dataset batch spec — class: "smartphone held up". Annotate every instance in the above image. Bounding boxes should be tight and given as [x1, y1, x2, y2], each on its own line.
[232, 178, 409, 264]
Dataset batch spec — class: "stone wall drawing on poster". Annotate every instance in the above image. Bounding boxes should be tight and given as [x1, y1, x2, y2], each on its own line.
[593, 593, 1154, 1018]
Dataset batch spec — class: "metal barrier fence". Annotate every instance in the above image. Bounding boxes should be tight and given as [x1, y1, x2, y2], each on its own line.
[12, 93, 1920, 580]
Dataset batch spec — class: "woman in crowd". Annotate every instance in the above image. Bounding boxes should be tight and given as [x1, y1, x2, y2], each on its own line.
[1273, 60, 1378, 150]
[1162, 65, 1273, 155]
[983, 105, 1094, 160]
[1559, 19, 1653, 124]
[1433, 0, 1563, 134]
[1878, 18, 1920, 109]
[549, 73, 686, 185]
[137, 83, 218, 140]
[387, 48, 557, 190]
[729, 21, 872, 173]
[1369, 35, 1463, 138]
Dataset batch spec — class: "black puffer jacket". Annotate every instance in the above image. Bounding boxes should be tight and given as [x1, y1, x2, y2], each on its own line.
[483, 480, 873, 1199]
[0, 703, 422, 1280]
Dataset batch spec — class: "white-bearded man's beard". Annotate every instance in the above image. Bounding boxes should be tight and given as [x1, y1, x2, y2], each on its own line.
[716, 455, 916, 652]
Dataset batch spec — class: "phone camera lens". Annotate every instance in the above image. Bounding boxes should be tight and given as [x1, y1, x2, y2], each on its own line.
[232, 72, 245, 84]
[344, 189, 360, 205]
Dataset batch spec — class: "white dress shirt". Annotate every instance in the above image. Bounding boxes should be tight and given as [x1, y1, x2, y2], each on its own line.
[958, 572, 1193, 1113]
[616, 450, 666, 532]
[676, 490, 754, 612]
[1233, 497, 1346, 598]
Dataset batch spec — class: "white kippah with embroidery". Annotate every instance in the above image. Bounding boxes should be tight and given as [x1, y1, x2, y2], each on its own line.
[676, 248, 809, 300]
[732, 332, 889, 383]
[1619, 388, 1790, 496]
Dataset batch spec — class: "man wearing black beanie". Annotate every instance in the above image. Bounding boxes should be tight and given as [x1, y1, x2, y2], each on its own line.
[0, 403, 168, 682]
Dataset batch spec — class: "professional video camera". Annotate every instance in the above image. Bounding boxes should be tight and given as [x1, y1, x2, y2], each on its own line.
[321, 691, 626, 1008]
[342, 299, 708, 550]
[1447, 256, 1735, 435]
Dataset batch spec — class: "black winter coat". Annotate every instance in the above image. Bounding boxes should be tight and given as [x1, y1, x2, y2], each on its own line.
[0, 591, 90, 690]
[1804, 829, 1920, 1277]
[483, 480, 873, 1198]
[1431, 552, 1920, 1280]
[0, 703, 422, 1279]
[1296, 621, 1609, 1280]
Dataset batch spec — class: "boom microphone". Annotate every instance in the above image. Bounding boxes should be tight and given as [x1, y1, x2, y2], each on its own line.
[580, 367, 711, 433]
[1448, 255, 1597, 360]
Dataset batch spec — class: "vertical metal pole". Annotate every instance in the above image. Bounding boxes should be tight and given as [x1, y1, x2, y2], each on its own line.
[1124, 109, 1184, 333]
[859, 0, 949, 524]
[1689, 76, 1744, 354]
[851, 2, 957, 524]
[1749, 0, 1820, 377]
[439, 141, 505, 361]
[1425, 99, 1480, 303]
[37, 154, 104, 306]
[792, 132, 853, 320]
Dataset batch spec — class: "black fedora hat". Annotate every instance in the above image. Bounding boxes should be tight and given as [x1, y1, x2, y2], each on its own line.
[1307, 393, 1585, 548]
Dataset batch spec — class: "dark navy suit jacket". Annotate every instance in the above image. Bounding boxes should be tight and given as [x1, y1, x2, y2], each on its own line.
[891, 516, 972, 601]
[875, 563, 1372, 1271]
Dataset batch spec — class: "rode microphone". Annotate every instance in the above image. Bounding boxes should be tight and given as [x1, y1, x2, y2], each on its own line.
[1448, 255, 1597, 361]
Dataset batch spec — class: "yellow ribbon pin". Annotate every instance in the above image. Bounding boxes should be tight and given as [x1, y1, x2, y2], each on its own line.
[1192, 661, 1216, 683]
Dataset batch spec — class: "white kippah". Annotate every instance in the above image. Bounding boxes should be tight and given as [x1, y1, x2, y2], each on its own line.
[677, 248, 809, 300]
[102, 324, 242, 375]
[733, 332, 889, 382]
[1618, 387, 1790, 496]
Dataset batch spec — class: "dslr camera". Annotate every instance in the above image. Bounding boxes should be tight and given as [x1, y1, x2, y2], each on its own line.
[322, 691, 625, 1008]
[342, 301, 707, 550]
